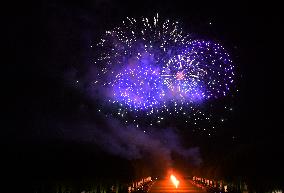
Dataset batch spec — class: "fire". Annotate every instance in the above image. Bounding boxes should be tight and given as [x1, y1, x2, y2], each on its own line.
[170, 174, 180, 188]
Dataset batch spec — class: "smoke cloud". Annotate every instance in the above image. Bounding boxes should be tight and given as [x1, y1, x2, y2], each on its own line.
[59, 116, 201, 171]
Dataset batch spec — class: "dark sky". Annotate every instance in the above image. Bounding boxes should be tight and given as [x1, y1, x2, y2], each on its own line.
[4, 0, 282, 188]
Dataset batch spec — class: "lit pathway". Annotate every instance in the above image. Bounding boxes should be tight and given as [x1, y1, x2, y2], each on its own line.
[148, 179, 205, 193]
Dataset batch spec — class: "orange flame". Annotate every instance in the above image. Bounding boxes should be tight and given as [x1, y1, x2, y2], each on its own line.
[170, 174, 180, 188]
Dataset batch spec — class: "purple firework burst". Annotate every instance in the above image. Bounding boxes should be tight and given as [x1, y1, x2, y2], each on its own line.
[93, 14, 235, 117]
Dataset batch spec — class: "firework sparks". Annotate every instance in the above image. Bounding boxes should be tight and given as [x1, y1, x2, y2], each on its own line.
[92, 14, 236, 130]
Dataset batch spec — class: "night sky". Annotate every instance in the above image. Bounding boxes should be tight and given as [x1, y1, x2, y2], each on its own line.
[4, 0, 282, 192]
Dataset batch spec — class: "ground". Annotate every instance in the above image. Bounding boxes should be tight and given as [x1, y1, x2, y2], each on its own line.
[149, 178, 205, 193]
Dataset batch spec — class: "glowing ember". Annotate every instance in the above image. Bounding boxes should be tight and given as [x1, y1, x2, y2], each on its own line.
[170, 174, 180, 188]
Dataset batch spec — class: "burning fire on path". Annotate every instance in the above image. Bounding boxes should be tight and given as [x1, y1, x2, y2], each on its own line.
[170, 175, 180, 188]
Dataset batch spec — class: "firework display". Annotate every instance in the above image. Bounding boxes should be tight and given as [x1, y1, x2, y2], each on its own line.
[93, 14, 236, 129]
